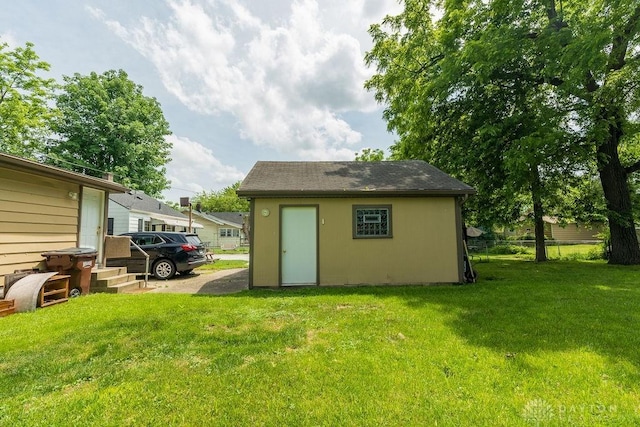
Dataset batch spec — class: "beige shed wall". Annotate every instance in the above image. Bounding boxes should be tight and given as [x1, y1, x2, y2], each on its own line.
[0, 169, 79, 287]
[251, 196, 461, 287]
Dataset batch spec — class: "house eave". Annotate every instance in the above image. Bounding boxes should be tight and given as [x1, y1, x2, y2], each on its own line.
[0, 153, 128, 193]
[237, 189, 476, 198]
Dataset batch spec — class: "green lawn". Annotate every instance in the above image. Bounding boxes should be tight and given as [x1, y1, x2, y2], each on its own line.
[1, 258, 639, 426]
[471, 243, 603, 261]
[198, 259, 249, 271]
[211, 246, 249, 254]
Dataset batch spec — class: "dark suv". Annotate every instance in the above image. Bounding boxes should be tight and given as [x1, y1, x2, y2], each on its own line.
[106, 232, 208, 280]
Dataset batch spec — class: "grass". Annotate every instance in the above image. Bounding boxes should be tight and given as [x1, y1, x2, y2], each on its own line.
[473, 243, 603, 261]
[198, 259, 249, 271]
[1, 257, 640, 425]
[212, 246, 249, 254]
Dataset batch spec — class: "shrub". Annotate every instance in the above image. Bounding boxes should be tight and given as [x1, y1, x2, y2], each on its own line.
[488, 244, 529, 255]
[586, 246, 606, 260]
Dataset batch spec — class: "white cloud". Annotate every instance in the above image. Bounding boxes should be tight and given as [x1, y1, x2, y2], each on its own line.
[162, 134, 245, 202]
[88, 0, 400, 161]
[0, 31, 19, 48]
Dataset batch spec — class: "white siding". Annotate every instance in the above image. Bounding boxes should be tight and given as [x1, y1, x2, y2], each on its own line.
[108, 200, 131, 235]
[130, 213, 151, 232]
[197, 222, 220, 248]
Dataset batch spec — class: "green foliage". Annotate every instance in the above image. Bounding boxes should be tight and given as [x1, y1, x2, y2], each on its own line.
[488, 244, 529, 255]
[198, 260, 249, 271]
[0, 40, 57, 157]
[548, 174, 608, 224]
[194, 181, 249, 212]
[507, 232, 535, 241]
[48, 70, 172, 197]
[586, 246, 607, 261]
[365, 0, 640, 264]
[2, 260, 640, 424]
[354, 147, 385, 161]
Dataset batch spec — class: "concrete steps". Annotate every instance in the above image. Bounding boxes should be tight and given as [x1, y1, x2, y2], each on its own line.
[91, 267, 149, 294]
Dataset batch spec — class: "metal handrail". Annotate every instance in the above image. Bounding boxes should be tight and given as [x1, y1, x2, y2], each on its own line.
[129, 240, 150, 288]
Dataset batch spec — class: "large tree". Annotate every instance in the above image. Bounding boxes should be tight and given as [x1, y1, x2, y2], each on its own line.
[48, 69, 171, 197]
[195, 181, 250, 212]
[366, 0, 640, 264]
[0, 41, 56, 158]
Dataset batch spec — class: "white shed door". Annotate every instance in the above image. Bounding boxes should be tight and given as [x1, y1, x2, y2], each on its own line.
[281, 206, 317, 285]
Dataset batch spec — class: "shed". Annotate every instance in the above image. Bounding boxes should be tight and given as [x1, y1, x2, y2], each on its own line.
[237, 160, 475, 288]
[0, 153, 127, 292]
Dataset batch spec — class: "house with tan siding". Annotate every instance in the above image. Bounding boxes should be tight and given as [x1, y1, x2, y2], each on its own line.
[543, 217, 604, 241]
[0, 153, 127, 292]
[509, 216, 605, 241]
[237, 161, 475, 288]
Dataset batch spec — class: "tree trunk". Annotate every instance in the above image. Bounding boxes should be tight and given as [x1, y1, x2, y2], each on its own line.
[530, 167, 547, 262]
[597, 112, 640, 265]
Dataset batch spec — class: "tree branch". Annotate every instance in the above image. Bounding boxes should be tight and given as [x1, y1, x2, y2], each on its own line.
[411, 53, 445, 75]
[607, 4, 640, 71]
[625, 160, 640, 175]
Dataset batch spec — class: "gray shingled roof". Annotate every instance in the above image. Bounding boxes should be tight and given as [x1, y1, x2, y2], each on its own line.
[237, 161, 475, 197]
[205, 212, 247, 227]
[192, 211, 246, 228]
[110, 191, 188, 219]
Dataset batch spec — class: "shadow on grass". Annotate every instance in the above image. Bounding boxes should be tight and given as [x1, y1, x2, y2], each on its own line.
[208, 259, 640, 367]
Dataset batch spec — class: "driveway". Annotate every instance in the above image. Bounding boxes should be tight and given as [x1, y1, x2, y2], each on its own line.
[147, 268, 249, 295]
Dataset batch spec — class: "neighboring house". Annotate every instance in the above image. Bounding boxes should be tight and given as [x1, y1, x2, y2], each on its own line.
[508, 216, 604, 241]
[237, 161, 475, 288]
[0, 153, 127, 290]
[543, 217, 604, 241]
[191, 211, 248, 249]
[108, 191, 203, 235]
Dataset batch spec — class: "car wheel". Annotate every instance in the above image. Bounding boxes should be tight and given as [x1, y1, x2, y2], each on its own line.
[179, 269, 194, 275]
[153, 259, 176, 280]
[69, 287, 82, 298]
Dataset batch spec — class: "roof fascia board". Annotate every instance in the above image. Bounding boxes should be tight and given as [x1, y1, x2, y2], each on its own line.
[0, 153, 128, 193]
[237, 189, 477, 198]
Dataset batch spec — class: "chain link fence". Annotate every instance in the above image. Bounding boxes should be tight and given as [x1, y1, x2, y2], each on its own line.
[467, 239, 605, 260]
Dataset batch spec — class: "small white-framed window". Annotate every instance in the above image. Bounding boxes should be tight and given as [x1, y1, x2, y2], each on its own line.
[353, 205, 392, 238]
[220, 228, 240, 237]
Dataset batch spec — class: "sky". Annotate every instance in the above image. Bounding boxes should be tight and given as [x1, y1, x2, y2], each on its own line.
[1, 0, 403, 202]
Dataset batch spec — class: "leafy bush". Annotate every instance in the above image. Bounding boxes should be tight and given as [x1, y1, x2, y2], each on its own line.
[488, 244, 529, 255]
[586, 246, 606, 260]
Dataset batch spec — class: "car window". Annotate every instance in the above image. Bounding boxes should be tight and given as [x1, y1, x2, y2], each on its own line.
[158, 234, 176, 243]
[130, 234, 162, 246]
[186, 235, 202, 245]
